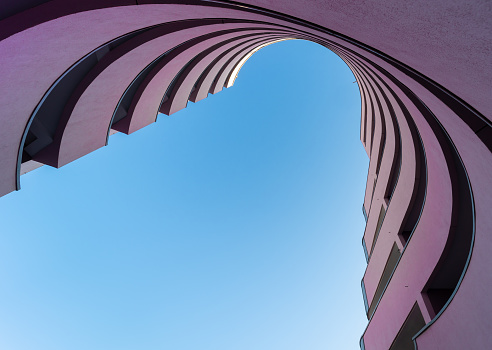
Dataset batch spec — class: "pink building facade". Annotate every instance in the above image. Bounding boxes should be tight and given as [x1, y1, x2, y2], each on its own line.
[0, 1, 490, 349]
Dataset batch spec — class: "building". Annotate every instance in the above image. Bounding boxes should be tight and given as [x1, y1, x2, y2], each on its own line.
[0, 1, 490, 349]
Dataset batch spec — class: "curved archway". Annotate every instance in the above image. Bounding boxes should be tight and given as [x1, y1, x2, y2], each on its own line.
[0, 2, 490, 349]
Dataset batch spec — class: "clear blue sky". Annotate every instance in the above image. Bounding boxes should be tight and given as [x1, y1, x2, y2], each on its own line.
[0, 40, 368, 349]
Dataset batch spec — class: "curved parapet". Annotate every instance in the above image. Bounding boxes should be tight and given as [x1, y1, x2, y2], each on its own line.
[0, 1, 490, 349]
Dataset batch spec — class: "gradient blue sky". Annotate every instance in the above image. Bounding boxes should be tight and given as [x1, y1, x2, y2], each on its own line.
[0, 40, 368, 349]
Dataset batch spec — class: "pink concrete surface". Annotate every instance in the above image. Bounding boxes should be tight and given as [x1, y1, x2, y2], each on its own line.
[353, 64, 370, 157]
[208, 47, 261, 95]
[188, 36, 288, 103]
[348, 56, 419, 306]
[329, 32, 489, 349]
[356, 67, 400, 260]
[359, 68, 454, 349]
[117, 34, 289, 135]
[52, 25, 294, 167]
[0, 2, 490, 349]
[5, 0, 491, 118]
[161, 31, 296, 115]
[355, 66, 389, 239]
[128, 32, 297, 134]
[392, 68, 492, 350]
[348, 69, 371, 219]
[0, 4, 328, 195]
[194, 34, 310, 99]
